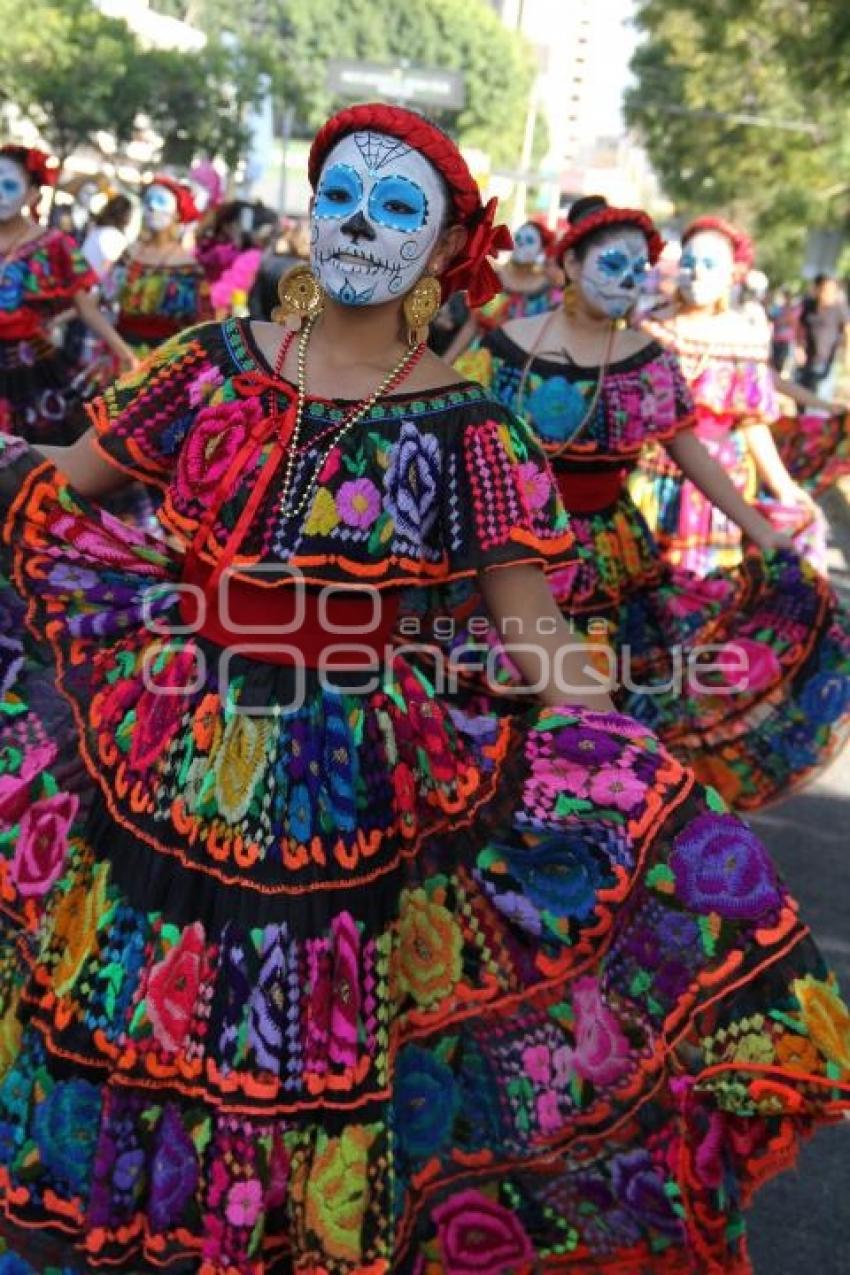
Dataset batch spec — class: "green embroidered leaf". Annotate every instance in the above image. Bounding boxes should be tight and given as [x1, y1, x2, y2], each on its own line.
[705, 785, 727, 813]
[645, 864, 675, 888]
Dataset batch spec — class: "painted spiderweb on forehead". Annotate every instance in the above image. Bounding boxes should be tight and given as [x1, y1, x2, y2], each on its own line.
[354, 132, 412, 172]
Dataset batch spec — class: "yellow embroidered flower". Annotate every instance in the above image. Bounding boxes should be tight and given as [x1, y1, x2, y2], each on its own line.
[52, 864, 111, 996]
[214, 714, 273, 823]
[793, 975, 850, 1073]
[0, 1003, 22, 1077]
[732, 1032, 774, 1066]
[305, 487, 340, 536]
[454, 348, 491, 388]
[304, 1124, 377, 1262]
[397, 888, 463, 1008]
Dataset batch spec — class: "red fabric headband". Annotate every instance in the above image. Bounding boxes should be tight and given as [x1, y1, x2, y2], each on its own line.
[0, 145, 58, 188]
[307, 103, 512, 307]
[148, 174, 200, 224]
[520, 217, 555, 252]
[682, 215, 754, 268]
[554, 207, 665, 266]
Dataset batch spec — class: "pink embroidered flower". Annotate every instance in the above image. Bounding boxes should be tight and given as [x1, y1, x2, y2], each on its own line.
[177, 396, 264, 500]
[433, 1189, 534, 1275]
[572, 975, 631, 1086]
[0, 740, 57, 825]
[128, 646, 197, 772]
[714, 638, 782, 693]
[145, 921, 206, 1054]
[9, 791, 78, 897]
[522, 1043, 550, 1083]
[536, 1090, 562, 1134]
[518, 461, 551, 511]
[335, 478, 381, 529]
[225, 1178, 263, 1228]
[187, 364, 224, 407]
[589, 765, 644, 812]
[329, 912, 361, 1069]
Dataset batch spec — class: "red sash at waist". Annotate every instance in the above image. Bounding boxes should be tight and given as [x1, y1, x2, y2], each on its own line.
[555, 467, 625, 514]
[118, 313, 185, 344]
[0, 311, 44, 341]
[178, 557, 399, 669]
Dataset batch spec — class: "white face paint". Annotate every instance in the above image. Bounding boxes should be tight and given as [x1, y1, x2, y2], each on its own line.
[311, 131, 448, 307]
[678, 230, 734, 309]
[0, 158, 30, 222]
[142, 184, 178, 234]
[512, 222, 544, 266]
[578, 229, 650, 319]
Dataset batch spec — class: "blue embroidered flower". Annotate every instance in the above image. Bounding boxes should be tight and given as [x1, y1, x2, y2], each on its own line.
[499, 834, 607, 925]
[0, 1254, 36, 1275]
[113, 1147, 146, 1194]
[394, 1045, 458, 1160]
[778, 723, 821, 770]
[526, 376, 590, 443]
[149, 1105, 199, 1231]
[384, 422, 441, 542]
[799, 671, 850, 726]
[288, 781, 313, 843]
[611, 1149, 683, 1237]
[32, 1078, 101, 1193]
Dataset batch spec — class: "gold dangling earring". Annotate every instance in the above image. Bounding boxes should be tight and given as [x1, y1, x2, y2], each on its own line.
[402, 274, 442, 347]
[272, 263, 325, 326]
[561, 279, 578, 316]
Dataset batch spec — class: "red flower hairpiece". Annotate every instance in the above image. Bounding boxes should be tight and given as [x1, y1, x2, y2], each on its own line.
[0, 145, 58, 188]
[308, 102, 511, 307]
[148, 174, 201, 224]
[682, 215, 754, 268]
[554, 207, 665, 266]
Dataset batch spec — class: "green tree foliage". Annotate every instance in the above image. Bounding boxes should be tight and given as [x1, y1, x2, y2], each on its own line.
[0, 0, 260, 169]
[625, 0, 850, 277]
[159, 0, 539, 168]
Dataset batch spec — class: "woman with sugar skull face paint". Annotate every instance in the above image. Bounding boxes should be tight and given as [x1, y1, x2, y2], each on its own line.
[0, 110, 846, 1274]
[451, 196, 850, 811]
[0, 144, 135, 444]
[113, 174, 211, 361]
[442, 216, 561, 360]
[631, 215, 826, 575]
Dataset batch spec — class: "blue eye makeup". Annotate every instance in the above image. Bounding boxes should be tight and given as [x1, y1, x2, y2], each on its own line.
[315, 164, 364, 220]
[596, 249, 631, 278]
[681, 252, 719, 272]
[0, 179, 22, 196]
[368, 175, 428, 232]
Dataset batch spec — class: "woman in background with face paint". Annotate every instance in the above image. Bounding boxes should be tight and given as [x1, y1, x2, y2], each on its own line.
[114, 174, 211, 359]
[0, 144, 135, 444]
[443, 216, 560, 361]
[630, 215, 822, 575]
[0, 111, 846, 1274]
[450, 196, 850, 810]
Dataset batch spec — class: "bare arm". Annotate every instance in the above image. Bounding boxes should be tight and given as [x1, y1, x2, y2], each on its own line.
[773, 371, 846, 414]
[737, 419, 816, 510]
[36, 428, 130, 498]
[664, 428, 796, 546]
[443, 315, 479, 365]
[73, 291, 138, 373]
[480, 563, 616, 712]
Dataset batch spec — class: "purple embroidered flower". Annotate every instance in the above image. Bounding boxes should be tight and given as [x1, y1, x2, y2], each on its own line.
[149, 1105, 199, 1232]
[670, 813, 781, 920]
[611, 1149, 683, 1237]
[384, 421, 441, 541]
[335, 477, 381, 529]
[554, 725, 622, 767]
[657, 912, 699, 950]
[113, 1148, 145, 1194]
[47, 562, 99, 592]
[249, 927, 287, 1072]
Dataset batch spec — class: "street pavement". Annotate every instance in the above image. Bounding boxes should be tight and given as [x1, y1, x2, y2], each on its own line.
[748, 484, 850, 1274]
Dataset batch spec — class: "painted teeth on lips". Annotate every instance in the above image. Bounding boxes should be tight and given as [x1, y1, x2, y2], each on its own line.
[321, 246, 395, 275]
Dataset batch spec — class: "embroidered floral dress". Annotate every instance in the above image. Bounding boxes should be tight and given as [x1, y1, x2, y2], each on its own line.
[629, 311, 827, 575]
[0, 319, 846, 1275]
[773, 406, 850, 498]
[475, 277, 561, 331]
[453, 328, 850, 810]
[115, 254, 212, 356]
[0, 228, 97, 444]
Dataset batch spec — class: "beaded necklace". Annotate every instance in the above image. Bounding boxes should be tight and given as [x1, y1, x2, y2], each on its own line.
[273, 314, 427, 526]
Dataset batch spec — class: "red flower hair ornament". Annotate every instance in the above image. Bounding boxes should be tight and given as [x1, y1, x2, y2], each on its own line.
[682, 215, 754, 269]
[147, 174, 201, 225]
[0, 145, 59, 188]
[308, 103, 512, 308]
[554, 207, 665, 267]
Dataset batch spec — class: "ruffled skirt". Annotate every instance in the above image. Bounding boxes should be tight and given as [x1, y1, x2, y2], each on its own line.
[0, 437, 846, 1274]
[773, 409, 850, 497]
[0, 334, 90, 446]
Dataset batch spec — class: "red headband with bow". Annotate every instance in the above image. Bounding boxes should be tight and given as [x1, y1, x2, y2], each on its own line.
[148, 174, 200, 225]
[554, 206, 665, 266]
[0, 145, 58, 189]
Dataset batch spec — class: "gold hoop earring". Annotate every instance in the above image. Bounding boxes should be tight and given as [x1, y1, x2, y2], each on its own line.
[561, 279, 578, 315]
[403, 274, 442, 346]
[272, 264, 325, 325]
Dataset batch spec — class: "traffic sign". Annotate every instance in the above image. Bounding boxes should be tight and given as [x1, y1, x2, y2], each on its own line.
[327, 60, 466, 110]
